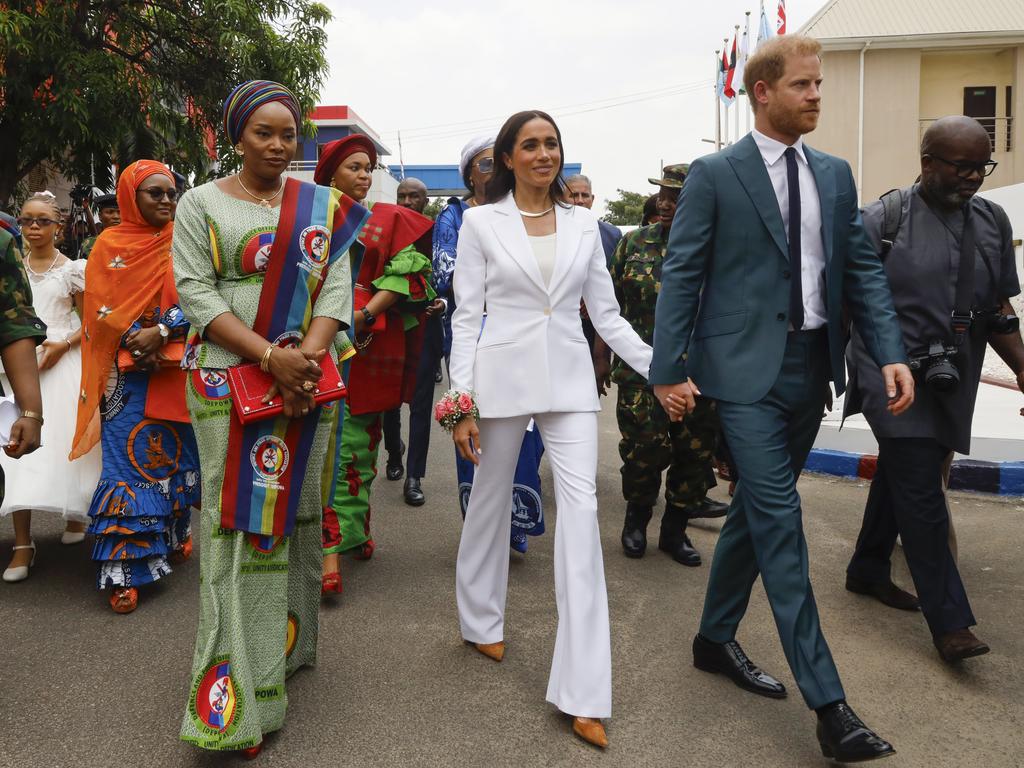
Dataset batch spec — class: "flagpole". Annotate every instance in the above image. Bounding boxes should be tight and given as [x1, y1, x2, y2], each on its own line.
[714, 50, 722, 151]
[723, 38, 731, 145]
[733, 25, 740, 141]
[744, 11, 753, 135]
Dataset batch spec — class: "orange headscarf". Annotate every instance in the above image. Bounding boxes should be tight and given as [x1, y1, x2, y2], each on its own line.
[71, 160, 180, 458]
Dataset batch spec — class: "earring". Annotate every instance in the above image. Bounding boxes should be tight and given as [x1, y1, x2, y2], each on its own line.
[234, 144, 244, 156]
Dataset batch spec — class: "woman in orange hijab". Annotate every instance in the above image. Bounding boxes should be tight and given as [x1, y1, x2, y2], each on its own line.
[72, 160, 200, 614]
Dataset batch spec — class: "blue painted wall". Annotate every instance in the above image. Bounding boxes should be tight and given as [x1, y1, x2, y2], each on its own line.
[387, 163, 583, 194]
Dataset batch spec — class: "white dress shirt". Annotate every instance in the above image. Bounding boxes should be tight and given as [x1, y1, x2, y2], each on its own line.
[751, 129, 827, 330]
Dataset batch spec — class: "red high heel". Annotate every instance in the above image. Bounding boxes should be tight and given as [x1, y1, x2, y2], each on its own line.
[109, 587, 138, 614]
[321, 571, 342, 595]
[170, 536, 193, 564]
[353, 538, 375, 560]
[240, 743, 263, 759]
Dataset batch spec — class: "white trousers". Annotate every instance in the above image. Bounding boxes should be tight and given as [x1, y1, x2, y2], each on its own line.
[455, 411, 611, 718]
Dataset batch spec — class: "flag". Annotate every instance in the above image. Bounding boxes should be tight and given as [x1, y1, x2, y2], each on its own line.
[757, 0, 774, 48]
[735, 17, 750, 95]
[777, 0, 787, 34]
[718, 47, 734, 106]
[723, 31, 739, 99]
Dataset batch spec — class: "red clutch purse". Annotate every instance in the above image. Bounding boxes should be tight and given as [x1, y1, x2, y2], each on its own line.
[226, 353, 347, 424]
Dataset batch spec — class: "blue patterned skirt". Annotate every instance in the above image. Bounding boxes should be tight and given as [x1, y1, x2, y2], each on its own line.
[86, 370, 201, 589]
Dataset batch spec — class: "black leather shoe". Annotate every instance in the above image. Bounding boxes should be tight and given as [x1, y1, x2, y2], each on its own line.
[386, 460, 404, 481]
[621, 502, 652, 558]
[692, 634, 787, 699]
[403, 477, 425, 507]
[845, 575, 920, 611]
[816, 702, 895, 763]
[658, 530, 701, 566]
[935, 628, 990, 663]
[688, 496, 730, 519]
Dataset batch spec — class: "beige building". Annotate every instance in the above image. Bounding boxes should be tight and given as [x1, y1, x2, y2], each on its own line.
[800, 0, 1024, 200]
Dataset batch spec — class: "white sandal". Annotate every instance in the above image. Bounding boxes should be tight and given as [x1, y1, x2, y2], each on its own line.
[3, 541, 36, 583]
[60, 530, 86, 545]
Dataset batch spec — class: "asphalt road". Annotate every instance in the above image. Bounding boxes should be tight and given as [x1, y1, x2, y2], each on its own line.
[1, 396, 1022, 768]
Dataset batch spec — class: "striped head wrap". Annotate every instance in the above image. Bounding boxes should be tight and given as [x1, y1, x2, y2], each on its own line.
[222, 80, 301, 146]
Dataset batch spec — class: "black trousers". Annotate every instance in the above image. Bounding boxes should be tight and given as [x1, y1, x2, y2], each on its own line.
[847, 436, 975, 638]
[406, 312, 445, 480]
[382, 408, 402, 462]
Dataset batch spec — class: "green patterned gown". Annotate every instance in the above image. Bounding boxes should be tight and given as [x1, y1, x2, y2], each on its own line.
[172, 182, 352, 751]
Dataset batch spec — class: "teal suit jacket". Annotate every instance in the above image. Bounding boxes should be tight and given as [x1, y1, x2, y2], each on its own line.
[650, 133, 906, 402]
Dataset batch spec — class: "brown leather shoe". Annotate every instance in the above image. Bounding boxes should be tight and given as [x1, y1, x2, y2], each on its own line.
[935, 629, 990, 663]
[468, 640, 505, 662]
[572, 717, 608, 749]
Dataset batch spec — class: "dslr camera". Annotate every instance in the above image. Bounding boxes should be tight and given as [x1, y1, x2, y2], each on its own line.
[977, 307, 1021, 335]
[908, 342, 960, 393]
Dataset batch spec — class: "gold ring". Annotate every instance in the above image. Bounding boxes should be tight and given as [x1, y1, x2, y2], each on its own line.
[302, 381, 315, 392]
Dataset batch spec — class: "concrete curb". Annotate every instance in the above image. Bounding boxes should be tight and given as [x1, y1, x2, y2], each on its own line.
[805, 448, 1024, 496]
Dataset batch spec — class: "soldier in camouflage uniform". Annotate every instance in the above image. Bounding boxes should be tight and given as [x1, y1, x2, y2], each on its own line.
[596, 164, 727, 566]
[0, 223, 47, 506]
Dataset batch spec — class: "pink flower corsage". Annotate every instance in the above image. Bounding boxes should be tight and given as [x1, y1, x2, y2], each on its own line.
[434, 389, 479, 432]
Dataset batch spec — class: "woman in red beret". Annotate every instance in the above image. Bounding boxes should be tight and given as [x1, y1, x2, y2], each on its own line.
[314, 135, 435, 595]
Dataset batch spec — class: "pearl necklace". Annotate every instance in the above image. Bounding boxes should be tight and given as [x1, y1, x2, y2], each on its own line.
[518, 205, 554, 218]
[24, 251, 60, 276]
[237, 175, 284, 209]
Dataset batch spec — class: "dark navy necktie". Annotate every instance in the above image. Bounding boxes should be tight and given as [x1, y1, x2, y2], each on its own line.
[785, 147, 804, 332]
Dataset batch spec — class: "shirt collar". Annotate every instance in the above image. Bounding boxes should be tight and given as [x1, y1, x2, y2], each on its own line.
[751, 129, 807, 167]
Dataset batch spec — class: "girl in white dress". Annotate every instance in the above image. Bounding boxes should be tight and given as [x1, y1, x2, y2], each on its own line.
[1, 192, 102, 582]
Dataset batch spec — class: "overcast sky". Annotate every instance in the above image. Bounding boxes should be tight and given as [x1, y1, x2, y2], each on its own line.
[319, 1, 816, 213]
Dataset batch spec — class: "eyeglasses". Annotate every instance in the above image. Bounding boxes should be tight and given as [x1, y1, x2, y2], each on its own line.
[473, 157, 495, 174]
[139, 187, 179, 201]
[16, 217, 59, 228]
[924, 154, 998, 179]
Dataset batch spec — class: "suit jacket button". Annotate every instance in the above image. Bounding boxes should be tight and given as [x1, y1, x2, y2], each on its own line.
[543, 307, 552, 316]
[777, 312, 786, 321]
[782, 270, 791, 279]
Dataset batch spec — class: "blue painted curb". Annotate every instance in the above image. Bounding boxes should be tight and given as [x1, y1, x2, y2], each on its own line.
[805, 449, 1023, 496]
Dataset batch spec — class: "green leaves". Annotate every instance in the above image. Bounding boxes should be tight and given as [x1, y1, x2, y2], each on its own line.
[603, 189, 649, 227]
[0, 0, 334, 204]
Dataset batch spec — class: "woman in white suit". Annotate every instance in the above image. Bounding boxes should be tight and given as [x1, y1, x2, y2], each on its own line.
[447, 110, 652, 748]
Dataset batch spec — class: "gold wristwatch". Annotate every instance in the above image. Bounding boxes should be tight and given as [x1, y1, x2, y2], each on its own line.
[20, 410, 43, 425]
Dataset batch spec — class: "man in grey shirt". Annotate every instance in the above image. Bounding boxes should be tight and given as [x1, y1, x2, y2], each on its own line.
[844, 116, 1024, 663]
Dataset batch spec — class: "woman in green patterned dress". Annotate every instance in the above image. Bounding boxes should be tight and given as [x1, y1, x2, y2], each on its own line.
[173, 81, 367, 756]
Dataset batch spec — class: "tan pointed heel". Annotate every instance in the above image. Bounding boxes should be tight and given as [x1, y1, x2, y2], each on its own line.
[466, 640, 505, 662]
[572, 717, 608, 749]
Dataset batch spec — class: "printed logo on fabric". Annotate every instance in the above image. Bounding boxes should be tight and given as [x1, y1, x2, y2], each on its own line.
[250, 435, 289, 489]
[298, 225, 330, 273]
[511, 485, 543, 531]
[192, 369, 231, 401]
[240, 230, 275, 274]
[127, 420, 182, 483]
[189, 657, 242, 737]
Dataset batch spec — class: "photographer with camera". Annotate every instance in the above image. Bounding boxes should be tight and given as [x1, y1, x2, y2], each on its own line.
[844, 116, 1024, 664]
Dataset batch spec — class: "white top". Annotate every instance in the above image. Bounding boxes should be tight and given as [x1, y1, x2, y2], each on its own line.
[528, 233, 557, 288]
[751, 128, 827, 331]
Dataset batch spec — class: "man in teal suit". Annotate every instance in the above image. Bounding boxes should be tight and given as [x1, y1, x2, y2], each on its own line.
[651, 36, 915, 763]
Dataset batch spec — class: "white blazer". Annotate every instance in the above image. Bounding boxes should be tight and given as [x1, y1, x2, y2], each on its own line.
[449, 192, 652, 418]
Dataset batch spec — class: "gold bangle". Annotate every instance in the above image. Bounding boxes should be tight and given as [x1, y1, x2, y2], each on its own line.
[20, 410, 43, 425]
[256, 348, 272, 374]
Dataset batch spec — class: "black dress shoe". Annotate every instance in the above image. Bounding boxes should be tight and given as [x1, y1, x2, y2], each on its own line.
[845, 575, 920, 611]
[621, 502, 652, 558]
[658, 530, 701, 566]
[386, 460, 404, 481]
[403, 477, 425, 507]
[688, 496, 730, 519]
[816, 702, 895, 763]
[692, 634, 787, 699]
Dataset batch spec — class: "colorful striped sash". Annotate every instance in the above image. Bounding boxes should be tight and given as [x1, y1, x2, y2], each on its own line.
[220, 178, 368, 536]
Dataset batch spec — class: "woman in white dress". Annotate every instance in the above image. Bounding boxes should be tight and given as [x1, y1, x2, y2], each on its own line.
[447, 111, 652, 748]
[1, 192, 102, 582]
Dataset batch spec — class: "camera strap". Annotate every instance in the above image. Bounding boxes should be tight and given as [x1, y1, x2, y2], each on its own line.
[951, 205, 977, 347]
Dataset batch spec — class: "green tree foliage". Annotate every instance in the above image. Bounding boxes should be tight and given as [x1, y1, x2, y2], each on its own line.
[422, 196, 451, 221]
[0, 0, 333, 204]
[602, 189, 648, 227]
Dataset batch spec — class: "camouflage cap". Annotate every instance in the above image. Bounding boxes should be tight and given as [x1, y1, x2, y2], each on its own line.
[648, 163, 689, 188]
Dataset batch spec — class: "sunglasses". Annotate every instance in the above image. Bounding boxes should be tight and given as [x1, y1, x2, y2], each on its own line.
[924, 154, 998, 179]
[17, 217, 59, 228]
[473, 157, 495, 174]
[140, 187, 179, 201]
